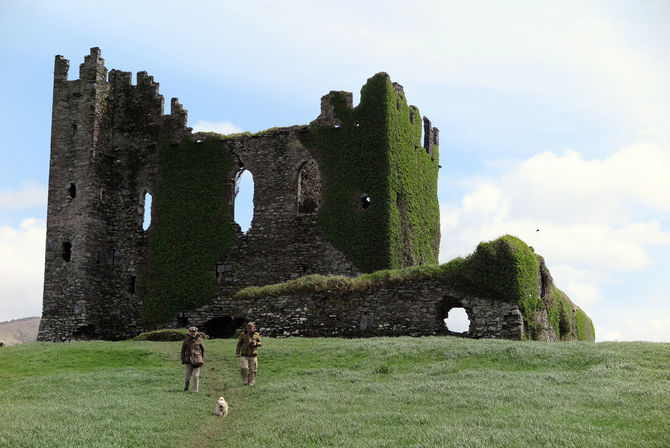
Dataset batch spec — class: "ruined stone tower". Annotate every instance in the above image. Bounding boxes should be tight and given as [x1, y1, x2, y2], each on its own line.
[38, 48, 441, 341]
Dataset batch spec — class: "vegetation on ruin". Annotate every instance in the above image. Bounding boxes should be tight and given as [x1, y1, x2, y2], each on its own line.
[238, 234, 590, 341]
[298, 73, 440, 273]
[576, 307, 596, 341]
[386, 85, 440, 268]
[2, 337, 668, 447]
[545, 288, 574, 338]
[141, 138, 237, 328]
[140, 74, 440, 326]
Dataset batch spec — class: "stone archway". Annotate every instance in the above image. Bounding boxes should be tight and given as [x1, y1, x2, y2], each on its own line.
[437, 295, 473, 336]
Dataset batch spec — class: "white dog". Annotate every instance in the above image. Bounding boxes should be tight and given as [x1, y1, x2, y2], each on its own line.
[215, 396, 229, 417]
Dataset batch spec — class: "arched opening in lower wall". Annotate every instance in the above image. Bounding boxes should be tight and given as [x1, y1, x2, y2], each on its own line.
[437, 296, 473, 336]
[202, 316, 247, 339]
[444, 308, 470, 334]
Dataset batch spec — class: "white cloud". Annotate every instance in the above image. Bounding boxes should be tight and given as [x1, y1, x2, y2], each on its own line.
[442, 142, 670, 261]
[0, 218, 45, 321]
[505, 143, 670, 223]
[0, 181, 47, 210]
[191, 120, 244, 135]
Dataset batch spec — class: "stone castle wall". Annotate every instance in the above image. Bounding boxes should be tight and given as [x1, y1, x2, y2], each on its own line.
[39, 49, 370, 341]
[39, 48, 189, 341]
[176, 278, 524, 340]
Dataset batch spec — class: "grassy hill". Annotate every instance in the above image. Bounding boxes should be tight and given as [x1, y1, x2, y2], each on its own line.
[0, 316, 40, 345]
[1, 336, 668, 447]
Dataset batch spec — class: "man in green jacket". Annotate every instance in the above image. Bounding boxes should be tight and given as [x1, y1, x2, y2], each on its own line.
[181, 326, 206, 392]
[236, 321, 262, 386]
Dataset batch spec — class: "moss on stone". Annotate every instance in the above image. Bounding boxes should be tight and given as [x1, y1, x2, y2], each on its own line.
[387, 87, 440, 268]
[576, 307, 595, 341]
[546, 288, 572, 339]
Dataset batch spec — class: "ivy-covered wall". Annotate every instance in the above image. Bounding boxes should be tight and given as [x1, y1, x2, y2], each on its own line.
[299, 73, 440, 273]
[141, 138, 237, 327]
[387, 84, 440, 268]
[229, 234, 595, 342]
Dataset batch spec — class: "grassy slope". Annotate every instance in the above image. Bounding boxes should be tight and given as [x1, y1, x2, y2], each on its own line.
[1, 337, 668, 448]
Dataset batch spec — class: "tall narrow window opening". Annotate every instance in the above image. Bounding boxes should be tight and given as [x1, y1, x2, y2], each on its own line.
[234, 169, 254, 234]
[62, 242, 72, 262]
[142, 191, 152, 231]
[67, 183, 76, 199]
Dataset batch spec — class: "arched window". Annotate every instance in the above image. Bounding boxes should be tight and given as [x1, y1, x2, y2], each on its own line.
[234, 169, 254, 233]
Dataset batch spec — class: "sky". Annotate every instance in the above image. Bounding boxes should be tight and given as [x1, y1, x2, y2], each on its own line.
[0, 0, 668, 342]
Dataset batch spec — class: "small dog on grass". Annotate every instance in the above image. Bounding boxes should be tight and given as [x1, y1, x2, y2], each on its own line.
[215, 396, 229, 417]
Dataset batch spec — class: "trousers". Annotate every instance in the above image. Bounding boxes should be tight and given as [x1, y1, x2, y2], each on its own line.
[184, 363, 201, 392]
[240, 356, 258, 385]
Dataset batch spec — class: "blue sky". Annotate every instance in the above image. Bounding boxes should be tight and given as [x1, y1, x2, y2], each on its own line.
[1, 1, 668, 341]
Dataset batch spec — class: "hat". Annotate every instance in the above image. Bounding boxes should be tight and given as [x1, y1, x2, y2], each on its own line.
[188, 326, 198, 332]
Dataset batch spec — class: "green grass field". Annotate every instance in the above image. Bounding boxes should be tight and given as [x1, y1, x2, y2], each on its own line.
[1, 337, 668, 447]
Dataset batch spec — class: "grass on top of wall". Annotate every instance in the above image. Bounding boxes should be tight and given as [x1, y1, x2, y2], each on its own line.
[237, 234, 534, 300]
[236, 234, 594, 341]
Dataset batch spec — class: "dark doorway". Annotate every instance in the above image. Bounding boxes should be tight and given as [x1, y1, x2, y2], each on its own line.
[73, 324, 97, 340]
[202, 316, 247, 339]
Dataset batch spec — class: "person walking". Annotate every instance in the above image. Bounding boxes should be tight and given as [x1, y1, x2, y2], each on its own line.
[236, 322, 262, 386]
[181, 326, 206, 392]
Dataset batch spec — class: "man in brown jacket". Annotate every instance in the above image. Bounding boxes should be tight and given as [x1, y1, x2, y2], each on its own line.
[181, 326, 206, 392]
[236, 321, 262, 386]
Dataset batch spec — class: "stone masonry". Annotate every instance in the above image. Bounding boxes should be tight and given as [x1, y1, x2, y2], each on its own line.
[181, 279, 524, 340]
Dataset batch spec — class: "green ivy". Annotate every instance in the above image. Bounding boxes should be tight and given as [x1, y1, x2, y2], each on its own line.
[139, 137, 236, 327]
[299, 73, 440, 272]
[545, 288, 574, 339]
[387, 86, 440, 268]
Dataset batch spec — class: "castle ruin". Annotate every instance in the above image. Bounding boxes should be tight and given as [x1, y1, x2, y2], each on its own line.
[38, 48, 594, 342]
